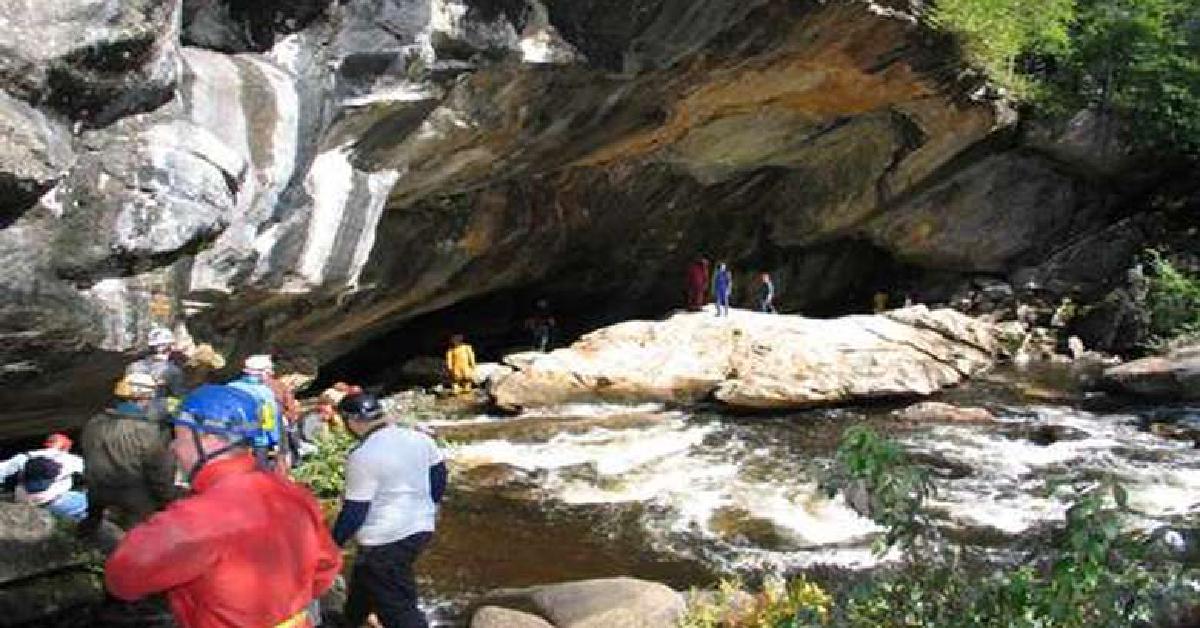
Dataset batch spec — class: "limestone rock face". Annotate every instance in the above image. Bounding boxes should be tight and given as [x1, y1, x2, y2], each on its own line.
[0, 0, 181, 126]
[0, 0, 1174, 437]
[1103, 345, 1200, 400]
[471, 577, 685, 628]
[0, 92, 73, 222]
[489, 306, 997, 410]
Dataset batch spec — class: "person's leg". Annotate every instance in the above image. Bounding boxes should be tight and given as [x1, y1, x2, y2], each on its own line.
[47, 490, 89, 522]
[344, 557, 377, 628]
[363, 533, 432, 628]
[78, 487, 109, 537]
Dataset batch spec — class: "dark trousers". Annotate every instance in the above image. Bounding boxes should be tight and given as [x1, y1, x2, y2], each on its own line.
[345, 532, 432, 628]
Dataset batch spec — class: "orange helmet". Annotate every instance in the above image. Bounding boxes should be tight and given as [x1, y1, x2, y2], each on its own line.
[44, 433, 72, 451]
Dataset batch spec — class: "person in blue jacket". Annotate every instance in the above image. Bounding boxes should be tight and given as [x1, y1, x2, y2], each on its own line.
[712, 261, 733, 317]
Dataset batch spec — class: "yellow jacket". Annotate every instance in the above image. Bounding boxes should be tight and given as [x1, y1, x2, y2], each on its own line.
[445, 344, 476, 380]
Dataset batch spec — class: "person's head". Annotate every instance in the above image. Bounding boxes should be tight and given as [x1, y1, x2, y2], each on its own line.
[43, 433, 72, 452]
[148, 327, 174, 356]
[242, 354, 273, 378]
[116, 372, 158, 403]
[760, 272, 770, 281]
[450, 333, 464, 346]
[337, 392, 386, 437]
[171, 385, 258, 480]
[21, 456, 62, 492]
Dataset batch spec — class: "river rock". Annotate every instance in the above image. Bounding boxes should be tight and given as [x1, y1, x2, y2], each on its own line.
[896, 401, 995, 423]
[471, 606, 555, 628]
[489, 306, 996, 411]
[1102, 345, 1200, 400]
[472, 577, 685, 628]
[0, 501, 91, 585]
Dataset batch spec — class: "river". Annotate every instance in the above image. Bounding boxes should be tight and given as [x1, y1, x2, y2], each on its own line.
[416, 364, 1200, 623]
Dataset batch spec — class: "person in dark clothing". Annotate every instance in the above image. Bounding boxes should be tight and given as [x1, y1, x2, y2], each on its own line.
[79, 373, 176, 534]
[712, 262, 733, 316]
[686, 257, 710, 311]
[524, 299, 556, 352]
[757, 272, 777, 313]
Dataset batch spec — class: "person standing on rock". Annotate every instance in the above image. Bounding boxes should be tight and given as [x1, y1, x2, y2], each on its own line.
[524, 299, 556, 352]
[686, 256, 710, 311]
[757, 272, 777, 313]
[445, 334, 477, 394]
[79, 372, 176, 536]
[0, 433, 87, 522]
[105, 385, 342, 628]
[712, 262, 733, 316]
[332, 392, 446, 628]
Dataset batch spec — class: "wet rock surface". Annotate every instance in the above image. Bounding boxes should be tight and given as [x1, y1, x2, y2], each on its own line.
[1103, 345, 1200, 401]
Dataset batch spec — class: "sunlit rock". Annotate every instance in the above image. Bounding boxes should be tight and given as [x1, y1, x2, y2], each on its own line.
[490, 306, 997, 410]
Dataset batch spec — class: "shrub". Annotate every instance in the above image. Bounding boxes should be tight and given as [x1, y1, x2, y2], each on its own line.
[292, 429, 356, 500]
[1146, 249, 1200, 343]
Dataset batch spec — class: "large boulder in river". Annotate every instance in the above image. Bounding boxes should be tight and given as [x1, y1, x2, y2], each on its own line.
[1102, 345, 1200, 400]
[489, 306, 997, 411]
[470, 577, 685, 628]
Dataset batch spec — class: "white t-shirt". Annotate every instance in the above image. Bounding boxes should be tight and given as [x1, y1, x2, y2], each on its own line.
[4, 448, 84, 505]
[345, 424, 445, 546]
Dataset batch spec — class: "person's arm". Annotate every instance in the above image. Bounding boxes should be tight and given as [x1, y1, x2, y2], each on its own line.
[331, 500, 370, 547]
[0, 454, 28, 484]
[427, 437, 447, 504]
[429, 462, 447, 504]
[105, 503, 220, 600]
[466, 346, 476, 371]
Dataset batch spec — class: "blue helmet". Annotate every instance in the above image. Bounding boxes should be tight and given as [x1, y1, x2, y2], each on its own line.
[174, 385, 260, 440]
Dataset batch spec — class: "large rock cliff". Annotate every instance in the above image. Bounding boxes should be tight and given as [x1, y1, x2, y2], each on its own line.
[0, 0, 1173, 436]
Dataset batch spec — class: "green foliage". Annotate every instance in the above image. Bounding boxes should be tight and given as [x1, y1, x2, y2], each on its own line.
[679, 575, 832, 628]
[292, 429, 356, 500]
[929, 0, 1074, 95]
[928, 0, 1200, 155]
[1145, 249, 1200, 342]
[820, 424, 935, 552]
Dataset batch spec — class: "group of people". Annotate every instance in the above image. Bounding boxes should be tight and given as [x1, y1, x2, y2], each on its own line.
[0, 326, 447, 628]
[686, 257, 777, 315]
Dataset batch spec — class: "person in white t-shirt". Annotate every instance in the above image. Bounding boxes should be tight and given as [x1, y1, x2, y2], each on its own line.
[331, 393, 446, 628]
[0, 433, 87, 521]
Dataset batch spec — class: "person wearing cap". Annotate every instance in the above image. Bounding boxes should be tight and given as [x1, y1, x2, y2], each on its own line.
[0, 433, 87, 522]
[79, 373, 176, 535]
[332, 392, 446, 628]
[128, 327, 187, 400]
[229, 354, 286, 470]
[106, 384, 342, 628]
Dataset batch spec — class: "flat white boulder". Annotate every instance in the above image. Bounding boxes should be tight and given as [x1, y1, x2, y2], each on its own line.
[489, 306, 997, 411]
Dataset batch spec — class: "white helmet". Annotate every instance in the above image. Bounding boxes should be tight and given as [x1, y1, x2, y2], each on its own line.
[148, 327, 175, 348]
[243, 354, 274, 374]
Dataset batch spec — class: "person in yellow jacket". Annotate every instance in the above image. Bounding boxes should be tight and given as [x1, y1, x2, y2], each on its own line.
[445, 334, 476, 394]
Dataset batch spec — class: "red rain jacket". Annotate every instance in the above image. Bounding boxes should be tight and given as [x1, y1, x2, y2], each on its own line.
[106, 455, 342, 628]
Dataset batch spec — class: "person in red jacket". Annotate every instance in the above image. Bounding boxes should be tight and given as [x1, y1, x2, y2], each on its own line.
[105, 384, 342, 628]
